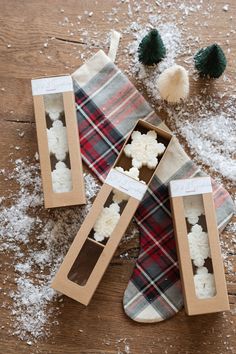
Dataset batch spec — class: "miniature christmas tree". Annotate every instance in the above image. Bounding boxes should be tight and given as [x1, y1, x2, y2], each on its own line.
[138, 29, 166, 66]
[194, 44, 227, 78]
[157, 64, 189, 103]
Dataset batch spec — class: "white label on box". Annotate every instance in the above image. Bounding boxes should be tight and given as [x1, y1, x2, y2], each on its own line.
[31, 76, 73, 96]
[169, 177, 212, 197]
[106, 169, 148, 201]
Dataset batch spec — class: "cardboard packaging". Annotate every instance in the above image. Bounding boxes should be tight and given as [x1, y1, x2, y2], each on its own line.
[169, 177, 229, 315]
[51, 119, 173, 305]
[31, 75, 86, 208]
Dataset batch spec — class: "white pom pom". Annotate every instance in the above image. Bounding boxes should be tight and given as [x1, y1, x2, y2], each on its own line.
[157, 64, 189, 103]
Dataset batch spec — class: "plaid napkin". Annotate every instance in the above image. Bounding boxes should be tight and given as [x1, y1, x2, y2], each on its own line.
[72, 50, 234, 322]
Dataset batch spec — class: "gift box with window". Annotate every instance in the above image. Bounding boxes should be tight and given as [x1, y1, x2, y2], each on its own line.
[169, 177, 229, 315]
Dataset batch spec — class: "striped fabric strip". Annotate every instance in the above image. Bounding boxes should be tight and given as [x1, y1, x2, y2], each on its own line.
[73, 51, 234, 323]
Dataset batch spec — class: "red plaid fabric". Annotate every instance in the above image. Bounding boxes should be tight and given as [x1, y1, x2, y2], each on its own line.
[75, 87, 125, 180]
[73, 52, 234, 322]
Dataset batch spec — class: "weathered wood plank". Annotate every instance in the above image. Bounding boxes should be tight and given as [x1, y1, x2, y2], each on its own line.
[0, 0, 235, 353]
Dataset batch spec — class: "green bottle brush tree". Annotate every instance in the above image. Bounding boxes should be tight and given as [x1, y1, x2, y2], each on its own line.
[138, 29, 166, 66]
[194, 44, 227, 78]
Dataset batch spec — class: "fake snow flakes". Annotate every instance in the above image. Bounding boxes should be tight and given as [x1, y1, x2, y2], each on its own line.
[194, 267, 216, 299]
[124, 130, 165, 169]
[93, 203, 120, 242]
[128, 19, 235, 186]
[112, 166, 140, 203]
[51, 162, 72, 193]
[222, 4, 229, 12]
[188, 224, 210, 267]
[0, 159, 100, 342]
[0, 159, 99, 342]
[47, 120, 69, 161]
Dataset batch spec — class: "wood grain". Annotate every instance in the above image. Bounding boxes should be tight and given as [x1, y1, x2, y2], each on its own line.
[0, 1, 235, 353]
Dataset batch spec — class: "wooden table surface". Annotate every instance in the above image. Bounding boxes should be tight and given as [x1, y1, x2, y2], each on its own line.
[0, 1, 235, 353]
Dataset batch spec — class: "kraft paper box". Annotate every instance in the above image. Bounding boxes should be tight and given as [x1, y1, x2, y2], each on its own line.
[169, 177, 229, 315]
[31, 75, 86, 208]
[51, 119, 173, 305]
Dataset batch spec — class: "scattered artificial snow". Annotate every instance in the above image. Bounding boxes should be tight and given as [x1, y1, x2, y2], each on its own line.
[128, 22, 182, 98]
[0, 159, 139, 343]
[126, 14, 236, 186]
[1, 0, 236, 347]
[223, 4, 229, 12]
[165, 98, 236, 183]
[0, 159, 100, 342]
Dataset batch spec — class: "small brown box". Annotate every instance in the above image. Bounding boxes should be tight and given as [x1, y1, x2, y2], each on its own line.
[31, 75, 86, 208]
[51, 119, 173, 305]
[169, 177, 229, 315]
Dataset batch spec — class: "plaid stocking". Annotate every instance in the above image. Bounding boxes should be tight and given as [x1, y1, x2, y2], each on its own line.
[72, 50, 234, 322]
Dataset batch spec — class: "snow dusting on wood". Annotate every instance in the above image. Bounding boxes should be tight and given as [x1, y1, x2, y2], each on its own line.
[0, 0, 235, 348]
